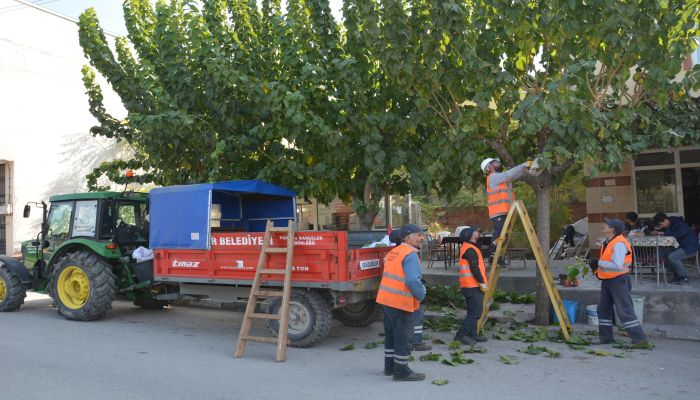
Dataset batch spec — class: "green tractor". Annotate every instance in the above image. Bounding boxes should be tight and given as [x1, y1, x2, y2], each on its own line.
[0, 191, 171, 320]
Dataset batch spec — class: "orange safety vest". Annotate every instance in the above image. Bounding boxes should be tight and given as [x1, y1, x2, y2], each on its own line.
[376, 244, 420, 312]
[486, 173, 515, 218]
[458, 242, 487, 288]
[596, 235, 633, 279]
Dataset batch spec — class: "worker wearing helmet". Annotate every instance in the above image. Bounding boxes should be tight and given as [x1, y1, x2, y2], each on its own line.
[481, 157, 531, 265]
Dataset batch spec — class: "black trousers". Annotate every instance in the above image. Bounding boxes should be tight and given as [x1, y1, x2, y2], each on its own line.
[597, 274, 647, 343]
[456, 287, 484, 339]
[382, 305, 413, 377]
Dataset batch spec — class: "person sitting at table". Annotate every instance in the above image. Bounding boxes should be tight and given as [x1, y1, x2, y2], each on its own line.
[652, 213, 699, 285]
[624, 212, 653, 235]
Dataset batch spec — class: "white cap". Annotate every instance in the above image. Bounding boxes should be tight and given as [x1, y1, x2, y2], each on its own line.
[480, 158, 499, 173]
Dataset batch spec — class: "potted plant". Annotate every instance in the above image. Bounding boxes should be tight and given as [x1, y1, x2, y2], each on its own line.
[560, 259, 591, 287]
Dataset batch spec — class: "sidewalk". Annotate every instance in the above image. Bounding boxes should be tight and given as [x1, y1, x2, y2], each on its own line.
[422, 257, 700, 331]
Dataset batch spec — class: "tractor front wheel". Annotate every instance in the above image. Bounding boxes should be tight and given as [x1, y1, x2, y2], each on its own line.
[0, 264, 26, 312]
[51, 251, 117, 321]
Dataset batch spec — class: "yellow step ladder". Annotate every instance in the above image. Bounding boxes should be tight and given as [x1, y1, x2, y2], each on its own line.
[477, 200, 572, 340]
[234, 220, 295, 361]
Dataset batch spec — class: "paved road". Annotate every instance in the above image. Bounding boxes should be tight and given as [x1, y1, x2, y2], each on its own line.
[2, 293, 699, 400]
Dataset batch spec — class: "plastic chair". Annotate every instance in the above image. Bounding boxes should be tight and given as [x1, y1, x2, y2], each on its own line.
[631, 238, 667, 288]
[426, 235, 448, 269]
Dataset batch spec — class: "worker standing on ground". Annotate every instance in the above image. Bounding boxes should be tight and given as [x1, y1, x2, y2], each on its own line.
[376, 224, 426, 381]
[454, 226, 489, 345]
[389, 229, 432, 352]
[481, 157, 532, 265]
[593, 219, 648, 346]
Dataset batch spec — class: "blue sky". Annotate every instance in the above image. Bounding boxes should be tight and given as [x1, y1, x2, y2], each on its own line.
[41, 0, 343, 37]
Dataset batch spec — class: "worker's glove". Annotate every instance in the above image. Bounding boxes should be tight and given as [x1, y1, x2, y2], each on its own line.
[479, 283, 488, 294]
[589, 259, 598, 272]
[420, 279, 429, 305]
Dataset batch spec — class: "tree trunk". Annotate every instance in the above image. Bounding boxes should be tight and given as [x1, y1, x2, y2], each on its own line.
[533, 178, 552, 325]
[353, 180, 380, 230]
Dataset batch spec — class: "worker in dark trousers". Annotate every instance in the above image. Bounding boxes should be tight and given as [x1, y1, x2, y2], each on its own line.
[377, 224, 426, 381]
[592, 219, 648, 345]
[454, 226, 489, 345]
[481, 157, 532, 266]
[389, 229, 431, 352]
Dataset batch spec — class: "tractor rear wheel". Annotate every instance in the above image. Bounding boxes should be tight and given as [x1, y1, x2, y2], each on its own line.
[333, 300, 382, 327]
[266, 289, 332, 348]
[0, 264, 26, 312]
[51, 251, 117, 321]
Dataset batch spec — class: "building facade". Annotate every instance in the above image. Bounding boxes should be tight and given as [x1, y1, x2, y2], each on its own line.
[0, 0, 125, 256]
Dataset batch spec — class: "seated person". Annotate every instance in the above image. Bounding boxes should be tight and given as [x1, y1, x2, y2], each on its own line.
[652, 213, 699, 285]
[624, 212, 653, 235]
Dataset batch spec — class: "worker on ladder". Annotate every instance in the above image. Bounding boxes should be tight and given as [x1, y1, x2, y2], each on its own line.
[454, 226, 489, 345]
[481, 157, 533, 266]
[376, 224, 426, 381]
[592, 218, 648, 346]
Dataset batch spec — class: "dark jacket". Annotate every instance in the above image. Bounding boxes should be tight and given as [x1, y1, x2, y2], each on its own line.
[461, 242, 485, 284]
[662, 217, 699, 254]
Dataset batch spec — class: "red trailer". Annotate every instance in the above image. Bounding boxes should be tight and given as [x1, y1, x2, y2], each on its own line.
[149, 181, 391, 347]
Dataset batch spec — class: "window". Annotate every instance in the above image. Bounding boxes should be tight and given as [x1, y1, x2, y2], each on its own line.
[635, 169, 677, 214]
[634, 152, 674, 167]
[72, 200, 98, 238]
[47, 202, 73, 240]
[634, 146, 700, 227]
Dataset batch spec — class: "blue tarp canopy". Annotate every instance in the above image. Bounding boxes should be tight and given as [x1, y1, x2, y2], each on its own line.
[149, 180, 297, 250]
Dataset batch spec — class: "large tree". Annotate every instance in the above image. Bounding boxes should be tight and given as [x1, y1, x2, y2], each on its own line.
[370, 0, 699, 323]
[78, 0, 435, 228]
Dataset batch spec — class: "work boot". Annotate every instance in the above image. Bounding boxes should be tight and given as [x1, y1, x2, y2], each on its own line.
[383, 369, 393, 376]
[454, 335, 476, 346]
[393, 371, 426, 382]
[412, 343, 432, 351]
[676, 277, 689, 286]
[470, 334, 488, 343]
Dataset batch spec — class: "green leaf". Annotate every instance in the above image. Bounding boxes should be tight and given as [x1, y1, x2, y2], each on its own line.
[419, 352, 443, 362]
[498, 355, 519, 365]
[584, 349, 610, 357]
[340, 343, 355, 351]
[432, 338, 447, 345]
[432, 379, 449, 386]
[448, 341, 463, 350]
[364, 342, 378, 349]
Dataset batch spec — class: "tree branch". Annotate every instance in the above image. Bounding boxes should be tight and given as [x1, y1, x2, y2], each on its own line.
[551, 158, 575, 177]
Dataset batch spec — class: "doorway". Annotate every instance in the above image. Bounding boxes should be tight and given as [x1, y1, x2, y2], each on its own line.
[682, 167, 700, 228]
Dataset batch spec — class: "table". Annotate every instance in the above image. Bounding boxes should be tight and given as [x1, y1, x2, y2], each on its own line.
[595, 235, 679, 287]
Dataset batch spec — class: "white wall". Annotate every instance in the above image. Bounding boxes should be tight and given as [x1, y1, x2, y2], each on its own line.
[0, 0, 127, 255]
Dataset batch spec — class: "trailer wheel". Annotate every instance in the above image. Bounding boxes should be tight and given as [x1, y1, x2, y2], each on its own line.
[0, 264, 26, 312]
[333, 300, 382, 327]
[51, 251, 117, 321]
[266, 289, 332, 348]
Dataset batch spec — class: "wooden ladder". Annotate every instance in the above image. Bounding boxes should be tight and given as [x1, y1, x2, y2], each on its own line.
[476, 200, 572, 340]
[234, 220, 295, 362]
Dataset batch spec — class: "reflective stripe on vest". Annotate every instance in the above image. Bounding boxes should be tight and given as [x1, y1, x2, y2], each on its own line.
[596, 235, 633, 279]
[458, 242, 487, 288]
[486, 174, 515, 217]
[376, 244, 420, 312]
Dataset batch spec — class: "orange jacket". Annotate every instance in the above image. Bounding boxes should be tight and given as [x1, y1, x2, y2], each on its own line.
[486, 174, 515, 218]
[376, 245, 421, 312]
[458, 242, 487, 288]
[596, 235, 632, 279]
